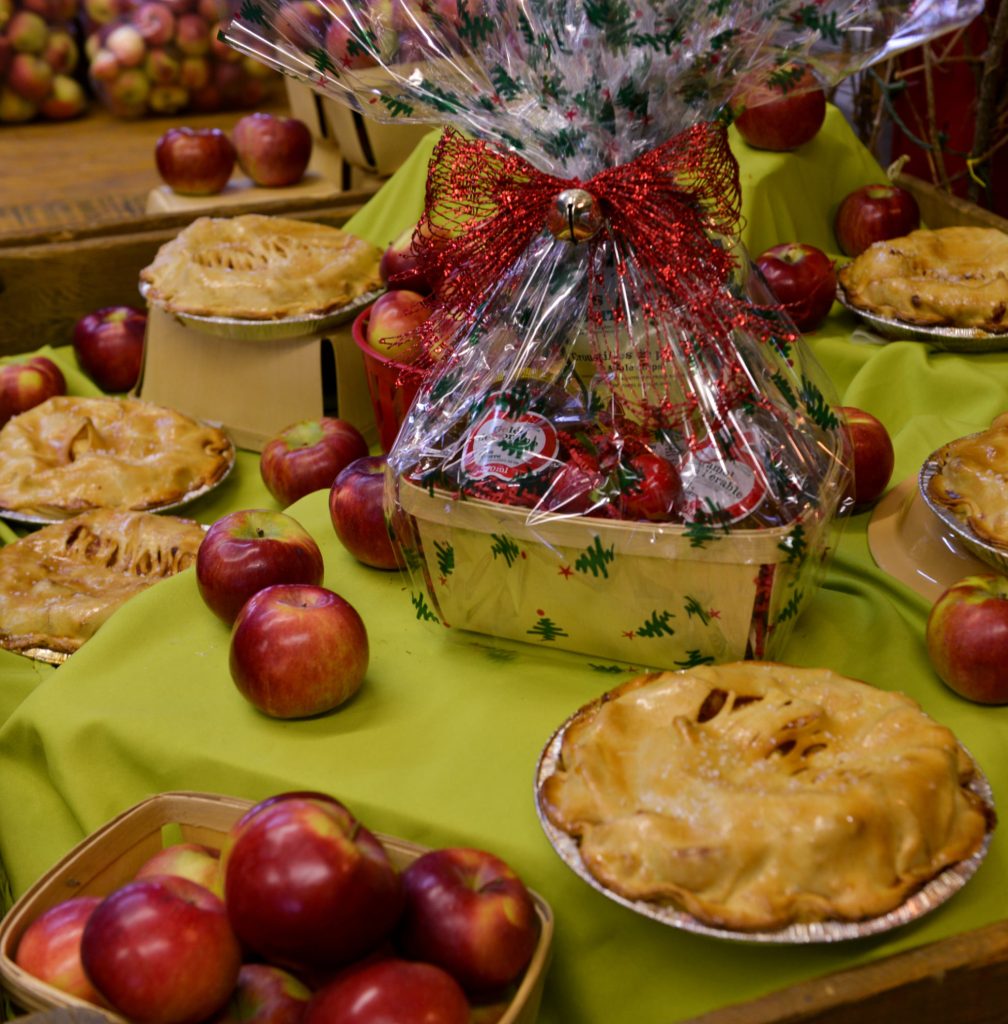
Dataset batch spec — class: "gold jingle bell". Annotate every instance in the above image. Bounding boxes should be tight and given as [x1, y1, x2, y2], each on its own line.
[546, 187, 603, 243]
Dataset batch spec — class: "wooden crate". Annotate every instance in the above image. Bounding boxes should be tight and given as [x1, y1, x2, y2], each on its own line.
[0, 792, 554, 1024]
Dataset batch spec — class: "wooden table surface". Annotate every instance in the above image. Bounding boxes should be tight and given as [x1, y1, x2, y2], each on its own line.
[0, 94, 290, 238]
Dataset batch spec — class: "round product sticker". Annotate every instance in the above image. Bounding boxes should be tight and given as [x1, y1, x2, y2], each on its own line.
[461, 405, 560, 483]
[680, 436, 767, 523]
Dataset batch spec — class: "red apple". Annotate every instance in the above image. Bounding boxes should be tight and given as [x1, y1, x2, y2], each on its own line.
[7, 52, 53, 103]
[328, 455, 404, 571]
[175, 11, 210, 54]
[211, 963, 312, 1024]
[0, 356, 66, 427]
[754, 242, 838, 332]
[221, 794, 402, 971]
[229, 583, 369, 719]
[619, 450, 682, 522]
[155, 125, 235, 195]
[732, 62, 826, 151]
[195, 508, 325, 624]
[834, 183, 921, 257]
[132, 1, 176, 44]
[135, 842, 221, 893]
[378, 221, 444, 295]
[324, 10, 378, 69]
[39, 74, 87, 119]
[14, 896, 105, 1004]
[926, 573, 1008, 705]
[365, 290, 430, 364]
[72, 305, 147, 393]
[232, 111, 313, 187]
[837, 406, 895, 508]
[260, 416, 369, 507]
[104, 22, 147, 66]
[80, 875, 241, 1024]
[396, 847, 538, 996]
[303, 959, 469, 1024]
[540, 457, 605, 516]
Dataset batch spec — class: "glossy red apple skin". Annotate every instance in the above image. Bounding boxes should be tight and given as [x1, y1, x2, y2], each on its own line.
[303, 958, 470, 1024]
[232, 111, 313, 187]
[80, 875, 241, 1024]
[0, 356, 66, 427]
[220, 794, 403, 972]
[755, 242, 838, 332]
[379, 222, 443, 295]
[155, 126, 235, 195]
[926, 574, 1008, 704]
[195, 508, 325, 625]
[365, 289, 430, 364]
[229, 583, 369, 719]
[396, 847, 538, 997]
[210, 963, 312, 1024]
[732, 63, 826, 151]
[260, 416, 369, 507]
[14, 896, 105, 1004]
[329, 455, 404, 570]
[541, 458, 605, 516]
[72, 305, 147, 393]
[837, 406, 895, 508]
[834, 183, 921, 257]
[134, 841, 221, 893]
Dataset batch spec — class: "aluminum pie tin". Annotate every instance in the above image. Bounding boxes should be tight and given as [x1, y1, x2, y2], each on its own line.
[140, 284, 384, 341]
[919, 449, 1008, 576]
[0, 440, 235, 528]
[836, 287, 1008, 352]
[534, 716, 995, 945]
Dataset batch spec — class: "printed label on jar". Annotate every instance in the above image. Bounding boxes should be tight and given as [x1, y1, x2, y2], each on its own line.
[462, 406, 560, 483]
[679, 436, 767, 523]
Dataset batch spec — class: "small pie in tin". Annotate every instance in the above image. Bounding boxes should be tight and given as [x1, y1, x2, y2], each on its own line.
[837, 226, 1008, 333]
[139, 214, 383, 321]
[539, 661, 992, 932]
[926, 412, 1008, 550]
[0, 508, 206, 656]
[0, 395, 233, 521]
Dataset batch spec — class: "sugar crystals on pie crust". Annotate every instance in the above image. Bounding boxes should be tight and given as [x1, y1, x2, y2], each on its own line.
[539, 661, 992, 932]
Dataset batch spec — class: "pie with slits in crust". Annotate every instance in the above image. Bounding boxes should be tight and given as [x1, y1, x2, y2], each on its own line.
[0, 508, 206, 655]
[139, 214, 383, 321]
[837, 225, 1008, 332]
[927, 412, 1008, 550]
[539, 661, 992, 932]
[0, 395, 234, 520]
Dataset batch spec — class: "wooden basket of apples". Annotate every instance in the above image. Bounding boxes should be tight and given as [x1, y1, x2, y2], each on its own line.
[0, 790, 553, 1024]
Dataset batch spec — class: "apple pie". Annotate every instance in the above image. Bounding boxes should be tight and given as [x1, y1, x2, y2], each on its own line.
[0, 508, 206, 655]
[838, 226, 1008, 332]
[0, 395, 234, 520]
[139, 214, 383, 320]
[539, 661, 992, 932]
[927, 412, 1008, 550]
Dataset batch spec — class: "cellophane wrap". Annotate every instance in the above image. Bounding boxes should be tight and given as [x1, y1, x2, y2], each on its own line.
[224, 0, 981, 668]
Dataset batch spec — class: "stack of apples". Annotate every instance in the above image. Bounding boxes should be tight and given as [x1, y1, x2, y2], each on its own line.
[83, 0, 276, 117]
[15, 790, 542, 1024]
[0, 0, 88, 122]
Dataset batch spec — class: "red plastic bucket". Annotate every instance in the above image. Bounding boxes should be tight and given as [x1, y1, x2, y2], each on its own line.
[351, 306, 426, 453]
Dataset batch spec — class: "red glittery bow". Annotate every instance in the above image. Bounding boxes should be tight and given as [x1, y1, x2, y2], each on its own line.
[404, 122, 791, 422]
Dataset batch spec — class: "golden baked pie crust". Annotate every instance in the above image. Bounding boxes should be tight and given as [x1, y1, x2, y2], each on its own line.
[927, 411, 1008, 549]
[540, 662, 991, 932]
[139, 214, 383, 320]
[0, 509, 206, 654]
[838, 226, 1008, 332]
[0, 395, 234, 519]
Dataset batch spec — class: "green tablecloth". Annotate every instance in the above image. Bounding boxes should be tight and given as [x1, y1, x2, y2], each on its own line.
[1, 106, 1006, 1022]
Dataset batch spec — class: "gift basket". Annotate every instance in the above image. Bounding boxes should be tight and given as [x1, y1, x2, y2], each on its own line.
[222, 0, 981, 669]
